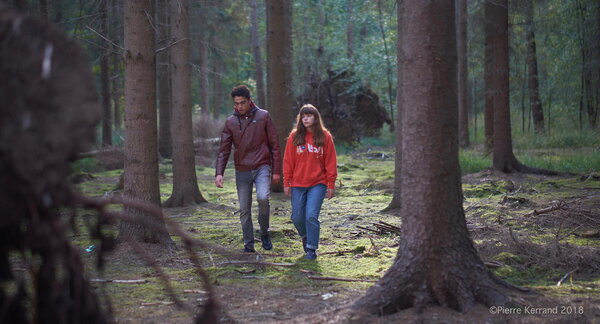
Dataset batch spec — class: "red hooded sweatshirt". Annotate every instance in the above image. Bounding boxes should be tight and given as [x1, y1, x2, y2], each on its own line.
[283, 130, 337, 189]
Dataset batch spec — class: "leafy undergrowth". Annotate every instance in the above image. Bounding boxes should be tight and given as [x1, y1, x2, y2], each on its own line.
[71, 149, 600, 323]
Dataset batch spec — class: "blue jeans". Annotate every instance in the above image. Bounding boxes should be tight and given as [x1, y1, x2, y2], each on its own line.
[291, 184, 326, 250]
[235, 164, 271, 247]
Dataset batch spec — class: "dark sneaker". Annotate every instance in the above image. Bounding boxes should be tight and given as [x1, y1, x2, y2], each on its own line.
[304, 248, 317, 260]
[261, 234, 272, 250]
[244, 245, 256, 253]
[302, 237, 307, 253]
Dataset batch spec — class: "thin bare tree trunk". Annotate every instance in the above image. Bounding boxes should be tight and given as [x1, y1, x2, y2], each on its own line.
[40, 0, 48, 18]
[212, 56, 222, 118]
[199, 30, 210, 114]
[266, 0, 293, 192]
[382, 0, 403, 212]
[484, 0, 494, 152]
[165, 0, 206, 207]
[457, 0, 469, 148]
[156, 0, 172, 158]
[197, 1, 210, 115]
[249, 0, 266, 107]
[487, 0, 556, 175]
[376, 0, 395, 132]
[111, 0, 122, 133]
[119, 0, 172, 245]
[488, 0, 521, 171]
[346, 0, 354, 59]
[525, 0, 544, 134]
[101, 0, 112, 147]
[354, 1, 512, 314]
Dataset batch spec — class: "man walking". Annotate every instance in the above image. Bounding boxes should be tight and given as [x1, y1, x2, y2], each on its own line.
[215, 85, 281, 252]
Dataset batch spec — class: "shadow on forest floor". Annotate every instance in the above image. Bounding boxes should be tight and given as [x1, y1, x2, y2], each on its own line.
[69, 149, 600, 323]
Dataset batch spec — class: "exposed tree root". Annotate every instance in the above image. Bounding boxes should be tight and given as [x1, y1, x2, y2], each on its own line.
[164, 193, 208, 207]
[494, 156, 561, 176]
[352, 259, 518, 316]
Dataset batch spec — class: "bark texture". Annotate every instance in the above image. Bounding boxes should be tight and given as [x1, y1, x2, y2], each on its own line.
[353, 1, 511, 314]
[525, 0, 545, 134]
[119, 0, 171, 244]
[157, 0, 172, 158]
[199, 28, 210, 113]
[382, 0, 403, 212]
[266, 0, 293, 190]
[488, 0, 556, 175]
[483, 0, 495, 152]
[457, 0, 469, 148]
[100, 0, 112, 146]
[249, 0, 266, 107]
[165, 0, 206, 207]
[212, 55, 223, 118]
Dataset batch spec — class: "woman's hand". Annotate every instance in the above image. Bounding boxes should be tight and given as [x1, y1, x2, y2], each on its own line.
[284, 186, 291, 197]
[326, 188, 335, 199]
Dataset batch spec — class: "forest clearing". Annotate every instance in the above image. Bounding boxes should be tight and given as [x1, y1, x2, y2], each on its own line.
[3, 0, 600, 323]
[69, 147, 600, 323]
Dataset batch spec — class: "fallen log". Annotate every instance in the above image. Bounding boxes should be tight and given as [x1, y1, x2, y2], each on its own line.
[91, 279, 148, 284]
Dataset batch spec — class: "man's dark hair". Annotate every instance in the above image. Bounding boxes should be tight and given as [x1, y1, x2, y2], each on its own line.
[231, 85, 251, 99]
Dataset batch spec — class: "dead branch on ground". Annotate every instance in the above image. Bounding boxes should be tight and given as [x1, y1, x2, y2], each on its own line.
[217, 261, 295, 267]
[307, 275, 378, 283]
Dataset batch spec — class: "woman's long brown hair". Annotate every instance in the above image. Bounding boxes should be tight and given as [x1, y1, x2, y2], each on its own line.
[291, 104, 329, 147]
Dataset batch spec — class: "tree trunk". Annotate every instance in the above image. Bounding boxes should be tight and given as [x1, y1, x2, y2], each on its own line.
[249, 0, 266, 107]
[577, 0, 599, 129]
[376, 0, 395, 132]
[199, 30, 210, 114]
[488, 0, 521, 171]
[525, 0, 544, 134]
[212, 55, 223, 118]
[266, 0, 293, 191]
[346, 0, 354, 59]
[165, 0, 206, 207]
[483, 0, 494, 152]
[40, 0, 48, 18]
[588, 0, 600, 128]
[119, 0, 172, 245]
[382, 0, 403, 212]
[156, 0, 172, 158]
[101, 0, 112, 147]
[487, 0, 555, 175]
[457, 0, 469, 148]
[353, 1, 511, 314]
[111, 0, 122, 133]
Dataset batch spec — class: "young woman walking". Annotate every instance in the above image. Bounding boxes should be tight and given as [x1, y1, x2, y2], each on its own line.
[283, 104, 337, 260]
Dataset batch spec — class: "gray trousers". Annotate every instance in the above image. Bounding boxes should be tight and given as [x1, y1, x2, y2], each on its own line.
[235, 164, 271, 247]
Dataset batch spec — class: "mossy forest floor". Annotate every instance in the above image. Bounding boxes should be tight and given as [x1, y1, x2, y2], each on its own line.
[74, 149, 600, 323]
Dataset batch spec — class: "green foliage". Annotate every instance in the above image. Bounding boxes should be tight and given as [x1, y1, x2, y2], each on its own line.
[71, 157, 100, 173]
[459, 150, 490, 174]
[494, 265, 563, 286]
[292, 0, 398, 112]
[516, 151, 600, 173]
[512, 128, 600, 149]
[493, 252, 523, 264]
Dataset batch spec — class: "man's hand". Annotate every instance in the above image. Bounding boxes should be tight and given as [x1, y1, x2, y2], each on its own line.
[272, 173, 280, 184]
[326, 188, 335, 199]
[284, 186, 291, 197]
[215, 175, 224, 188]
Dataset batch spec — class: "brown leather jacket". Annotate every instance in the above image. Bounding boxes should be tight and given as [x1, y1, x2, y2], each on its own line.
[215, 105, 281, 176]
